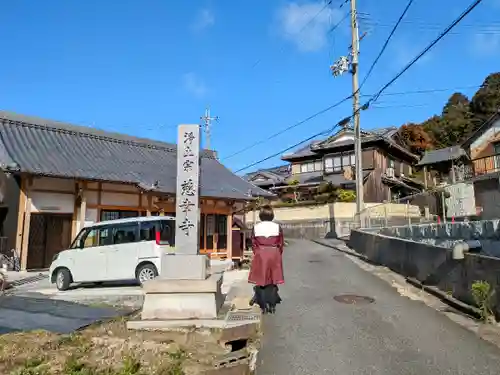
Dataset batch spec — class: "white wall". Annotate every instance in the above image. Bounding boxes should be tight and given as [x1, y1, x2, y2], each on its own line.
[30, 192, 74, 214]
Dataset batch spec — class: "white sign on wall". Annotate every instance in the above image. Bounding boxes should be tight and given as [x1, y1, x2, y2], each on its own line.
[445, 182, 476, 218]
[31, 192, 74, 214]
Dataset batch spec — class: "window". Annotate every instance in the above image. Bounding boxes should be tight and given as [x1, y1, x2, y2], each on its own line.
[324, 153, 355, 173]
[387, 157, 395, 169]
[71, 227, 99, 249]
[100, 210, 140, 222]
[139, 221, 156, 242]
[325, 158, 333, 173]
[333, 156, 341, 172]
[158, 220, 175, 246]
[342, 155, 350, 167]
[111, 223, 138, 245]
[99, 227, 112, 246]
[300, 161, 322, 173]
[350, 154, 356, 166]
[494, 142, 500, 155]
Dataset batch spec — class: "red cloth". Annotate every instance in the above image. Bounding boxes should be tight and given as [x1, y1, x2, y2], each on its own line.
[248, 225, 284, 286]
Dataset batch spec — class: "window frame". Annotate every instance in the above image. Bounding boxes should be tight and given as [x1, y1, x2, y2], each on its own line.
[324, 152, 355, 173]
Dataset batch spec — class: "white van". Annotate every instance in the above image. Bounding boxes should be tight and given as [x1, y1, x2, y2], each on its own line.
[49, 216, 175, 291]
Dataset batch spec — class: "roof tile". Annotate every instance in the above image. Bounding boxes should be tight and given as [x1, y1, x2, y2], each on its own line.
[0, 111, 272, 200]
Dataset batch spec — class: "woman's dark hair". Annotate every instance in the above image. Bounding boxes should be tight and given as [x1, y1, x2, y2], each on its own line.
[259, 205, 275, 222]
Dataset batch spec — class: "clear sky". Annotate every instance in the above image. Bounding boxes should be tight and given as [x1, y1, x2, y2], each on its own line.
[1, 0, 500, 174]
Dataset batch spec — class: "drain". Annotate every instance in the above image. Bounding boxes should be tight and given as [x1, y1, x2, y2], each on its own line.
[227, 311, 260, 322]
[308, 260, 322, 263]
[334, 294, 375, 305]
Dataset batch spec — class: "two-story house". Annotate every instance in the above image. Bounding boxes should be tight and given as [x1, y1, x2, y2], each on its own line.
[415, 109, 500, 219]
[279, 126, 422, 202]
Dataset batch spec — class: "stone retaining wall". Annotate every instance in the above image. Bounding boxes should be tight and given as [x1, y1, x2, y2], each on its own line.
[378, 220, 500, 257]
[348, 229, 500, 318]
[247, 219, 355, 239]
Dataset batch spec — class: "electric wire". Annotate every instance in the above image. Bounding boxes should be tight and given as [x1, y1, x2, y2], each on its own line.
[233, 0, 484, 174]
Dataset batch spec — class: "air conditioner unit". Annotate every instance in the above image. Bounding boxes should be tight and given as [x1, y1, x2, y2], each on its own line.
[386, 167, 395, 178]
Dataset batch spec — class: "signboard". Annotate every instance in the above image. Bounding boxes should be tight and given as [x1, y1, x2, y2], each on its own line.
[175, 124, 201, 255]
[445, 182, 476, 218]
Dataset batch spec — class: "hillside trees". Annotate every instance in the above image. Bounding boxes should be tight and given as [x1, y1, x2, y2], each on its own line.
[397, 72, 500, 155]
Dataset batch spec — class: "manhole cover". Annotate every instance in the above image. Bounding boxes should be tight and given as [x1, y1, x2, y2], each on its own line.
[227, 311, 261, 322]
[334, 295, 375, 305]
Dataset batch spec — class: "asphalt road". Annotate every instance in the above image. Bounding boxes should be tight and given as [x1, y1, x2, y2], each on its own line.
[256, 240, 500, 375]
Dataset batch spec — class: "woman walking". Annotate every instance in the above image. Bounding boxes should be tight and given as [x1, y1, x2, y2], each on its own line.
[248, 205, 284, 314]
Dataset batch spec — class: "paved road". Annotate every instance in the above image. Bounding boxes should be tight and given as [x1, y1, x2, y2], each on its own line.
[256, 240, 500, 375]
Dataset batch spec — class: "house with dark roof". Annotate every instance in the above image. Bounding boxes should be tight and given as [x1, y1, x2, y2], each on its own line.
[242, 165, 290, 192]
[0, 111, 271, 270]
[416, 146, 470, 187]
[279, 126, 423, 202]
[413, 110, 500, 219]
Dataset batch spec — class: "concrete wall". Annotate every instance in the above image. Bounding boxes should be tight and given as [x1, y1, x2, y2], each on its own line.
[348, 229, 500, 318]
[245, 202, 422, 239]
[378, 220, 500, 257]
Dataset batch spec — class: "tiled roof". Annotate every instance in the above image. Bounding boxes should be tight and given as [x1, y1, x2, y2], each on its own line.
[281, 140, 322, 160]
[282, 127, 417, 161]
[417, 146, 467, 166]
[0, 111, 273, 200]
[243, 164, 291, 186]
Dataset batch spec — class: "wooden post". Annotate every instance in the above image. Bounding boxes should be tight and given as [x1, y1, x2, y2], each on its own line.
[242, 209, 247, 252]
[146, 195, 152, 216]
[423, 166, 428, 188]
[227, 214, 233, 259]
[79, 183, 87, 231]
[15, 177, 27, 256]
[20, 196, 32, 271]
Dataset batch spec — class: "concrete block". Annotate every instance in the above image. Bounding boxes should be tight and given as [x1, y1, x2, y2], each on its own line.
[127, 318, 228, 330]
[215, 322, 260, 345]
[143, 273, 223, 294]
[202, 363, 250, 375]
[160, 254, 209, 280]
[141, 291, 224, 320]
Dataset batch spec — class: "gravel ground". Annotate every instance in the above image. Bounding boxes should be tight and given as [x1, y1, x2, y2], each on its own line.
[256, 239, 500, 375]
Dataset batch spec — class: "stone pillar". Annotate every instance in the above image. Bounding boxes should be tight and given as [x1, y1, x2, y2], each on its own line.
[136, 124, 223, 323]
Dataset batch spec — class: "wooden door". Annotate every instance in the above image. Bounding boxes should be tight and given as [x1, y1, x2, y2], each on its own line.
[27, 214, 72, 269]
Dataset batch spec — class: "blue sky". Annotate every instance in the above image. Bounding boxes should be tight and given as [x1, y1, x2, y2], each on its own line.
[1, 0, 500, 174]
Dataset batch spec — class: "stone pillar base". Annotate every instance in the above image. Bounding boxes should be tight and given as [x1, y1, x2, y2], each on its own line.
[141, 273, 224, 320]
[160, 254, 210, 280]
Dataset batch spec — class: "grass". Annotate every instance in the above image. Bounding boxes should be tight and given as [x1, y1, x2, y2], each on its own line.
[0, 316, 230, 375]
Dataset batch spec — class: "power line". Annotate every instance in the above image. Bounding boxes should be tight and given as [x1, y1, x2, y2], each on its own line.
[233, 0, 483, 174]
[361, 85, 482, 98]
[368, 0, 483, 104]
[221, 94, 353, 161]
[359, 0, 415, 90]
[234, 122, 343, 174]
[329, 11, 350, 34]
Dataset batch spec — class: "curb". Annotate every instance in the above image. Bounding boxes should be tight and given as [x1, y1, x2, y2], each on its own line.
[313, 239, 483, 321]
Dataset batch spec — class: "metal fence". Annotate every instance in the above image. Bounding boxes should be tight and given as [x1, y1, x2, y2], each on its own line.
[353, 179, 478, 230]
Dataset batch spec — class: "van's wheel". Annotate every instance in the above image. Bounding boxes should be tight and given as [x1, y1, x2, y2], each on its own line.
[136, 264, 158, 285]
[55, 268, 72, 291]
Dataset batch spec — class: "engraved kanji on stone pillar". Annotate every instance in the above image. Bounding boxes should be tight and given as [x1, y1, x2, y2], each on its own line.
[175, 125, 201, 255]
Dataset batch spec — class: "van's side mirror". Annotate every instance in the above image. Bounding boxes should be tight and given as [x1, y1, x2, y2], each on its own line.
[78, 239, 85, 249]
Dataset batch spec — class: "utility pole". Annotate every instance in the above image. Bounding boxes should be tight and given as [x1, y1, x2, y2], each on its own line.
[350, 0, 364, 218]
[200, 107, 218, 150]
[330, 0, 364, 221]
